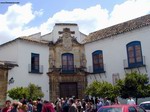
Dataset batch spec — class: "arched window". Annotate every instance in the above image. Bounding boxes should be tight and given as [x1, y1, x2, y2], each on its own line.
[62, 53, 74, 73]
[126, 41, 143, 68]
[92, 50, 104, 73]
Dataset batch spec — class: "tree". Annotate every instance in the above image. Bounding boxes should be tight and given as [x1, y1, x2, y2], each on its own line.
[27, 83, 44, 100]
[116, 72, 150, 104]
[85, 81, 119, 101]
[7, 87, 28, 100]
[7, 83, 44, 100]
[85, 81, 101, 97]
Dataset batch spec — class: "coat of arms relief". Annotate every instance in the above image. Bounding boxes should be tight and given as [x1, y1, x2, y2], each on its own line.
[59, 28, 75, 51]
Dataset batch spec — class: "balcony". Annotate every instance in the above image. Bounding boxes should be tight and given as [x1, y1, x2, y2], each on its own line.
[48, 65, 87, 74]
[87, 65, 106, 74]
[123, 56, 147, 73]
[123, 56, 146, 69]
[28, 64, 43, 74]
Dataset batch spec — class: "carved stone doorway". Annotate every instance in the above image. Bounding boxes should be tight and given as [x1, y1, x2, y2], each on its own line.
[60, 82, 78, 98]
[48, 72, 87, 102]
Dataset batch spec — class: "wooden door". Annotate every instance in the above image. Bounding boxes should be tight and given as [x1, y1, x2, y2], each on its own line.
[59, 82, 78, 98]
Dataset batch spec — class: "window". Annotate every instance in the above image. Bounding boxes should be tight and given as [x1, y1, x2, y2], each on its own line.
[126, 41, 143, 68]
[92, 50, 104, 73]
[136, 106, 146, 112]
[140, 103, 150, 110]
[62, 53, 74, 73]
[31, 53, 39, 73]
[128, 107, 136, 112]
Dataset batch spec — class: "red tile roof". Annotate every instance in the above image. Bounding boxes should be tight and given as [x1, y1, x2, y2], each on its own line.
[0, 37, 49, 47]
[83, 14, 150, 43]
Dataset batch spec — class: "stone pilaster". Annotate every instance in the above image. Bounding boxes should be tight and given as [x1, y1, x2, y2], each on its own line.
[0, 69, 8, 107]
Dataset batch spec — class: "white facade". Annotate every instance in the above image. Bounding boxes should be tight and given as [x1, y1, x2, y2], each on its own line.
[0, 23, 87, 101]
[0, 38, 50, 100]
[37, 23, 87, 43]
[85, 24, 150, 85]
[0, 15, 150, 101]
[51, 23, 86, 43]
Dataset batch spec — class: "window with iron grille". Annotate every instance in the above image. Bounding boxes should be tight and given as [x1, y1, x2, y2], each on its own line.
[126, 41, 143, 68]
[92, 50, 104, 73]
[62, 53, 74, 73]
[31, 53, 39, 73]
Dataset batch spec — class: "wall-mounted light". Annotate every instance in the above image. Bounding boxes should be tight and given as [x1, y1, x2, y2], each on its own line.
[9, 77, 14, 84]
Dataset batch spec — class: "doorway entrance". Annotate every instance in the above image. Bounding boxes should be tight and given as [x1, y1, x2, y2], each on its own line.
[59, 82, 78, 98]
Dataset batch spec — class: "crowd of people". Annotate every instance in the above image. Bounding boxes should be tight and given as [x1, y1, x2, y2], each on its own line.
[0, 98, 54, 112]
[0, 96, 135, 112]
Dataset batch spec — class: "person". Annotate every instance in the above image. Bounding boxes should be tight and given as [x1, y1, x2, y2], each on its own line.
[127, 97, 135, 105]
[42, 100, 55, 112]
[37, 99, 43, 112]
[103, 97, 111, 106]
[10, 102, 19, 112]
[17, 102, 25, 112]
[90, 98, 94, 105]
[76, 99, 82, 112]
[114, 98, 120, 105]
[96, 99, 103, 111]
[21, 101, 28, 112]
[85, 102, 94, 112]
[2, 100, 12, 112]
[68, 99, 78, 112]
[32, 101, 37, 112]
[62, 97, 69, 112]
[81, 99, 86, 112]
[27, 99, 33, 112]
[55, 98, 62, 112]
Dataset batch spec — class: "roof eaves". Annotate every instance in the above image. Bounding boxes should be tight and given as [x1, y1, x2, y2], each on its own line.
[84, 14, 150, 44]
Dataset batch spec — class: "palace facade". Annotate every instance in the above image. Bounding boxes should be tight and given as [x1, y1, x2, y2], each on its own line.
[0, 14, 150, 106]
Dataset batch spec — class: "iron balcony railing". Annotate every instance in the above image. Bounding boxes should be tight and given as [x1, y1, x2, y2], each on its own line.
[87, 64, 106, 74]
[123, 56, 146, 69]
[48, 65, 87, 74]
[28, 64, 43, 74]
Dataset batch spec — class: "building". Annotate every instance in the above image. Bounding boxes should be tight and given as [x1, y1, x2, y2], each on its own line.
[0, 36, 50, 105]
[84, 14, 150, 85]
[0, 14, 150, 105]
[47, 23, 87, 101]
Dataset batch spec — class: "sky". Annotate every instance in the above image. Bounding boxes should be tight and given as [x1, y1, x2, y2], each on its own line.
[0, 0, 150, 44]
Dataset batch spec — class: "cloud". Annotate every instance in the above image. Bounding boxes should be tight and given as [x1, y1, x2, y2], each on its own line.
[0, 3, 42, 44]
[39, 5, 109, 35]
[0, 0, 150, 44]
[34, 9, 44, 17]
[109, 0, 150, 25]
[39, 0, 150, 35]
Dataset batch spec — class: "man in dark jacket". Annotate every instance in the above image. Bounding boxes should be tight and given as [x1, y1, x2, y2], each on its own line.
[37, 99, 43, 112]
[68, 99, 78, 112]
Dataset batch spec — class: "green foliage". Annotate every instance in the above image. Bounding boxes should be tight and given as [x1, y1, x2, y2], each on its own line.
[7, 83, 44, 100]
[27, 83, 44, 100]
[85, 81, 119, 101]
[85, 72, 150, 104]
[7, 87, 28, 100]
[116, 72, 150, 100]
[85, 81, 101, 97]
